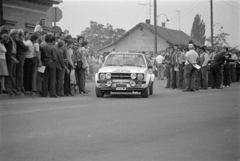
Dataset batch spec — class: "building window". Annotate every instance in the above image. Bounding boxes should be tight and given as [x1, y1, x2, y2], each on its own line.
[4, 20, 17, 29]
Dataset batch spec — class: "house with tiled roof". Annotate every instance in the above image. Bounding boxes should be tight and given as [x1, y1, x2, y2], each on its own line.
[98, 22, 203, 54]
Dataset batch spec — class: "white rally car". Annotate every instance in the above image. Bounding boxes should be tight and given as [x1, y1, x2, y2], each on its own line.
[95, 52, 155, 98]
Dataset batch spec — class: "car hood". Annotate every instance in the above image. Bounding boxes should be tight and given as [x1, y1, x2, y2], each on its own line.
[99, 66, 147, 73]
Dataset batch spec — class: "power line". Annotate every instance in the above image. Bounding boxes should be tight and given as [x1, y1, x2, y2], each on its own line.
[214, 3, 240, 15]
[168, 0, 204, 25]
[220, 0, 240, 9]
[167, 0, 201, 22]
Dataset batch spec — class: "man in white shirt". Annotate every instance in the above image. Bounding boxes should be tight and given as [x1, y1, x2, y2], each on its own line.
[183, 44, 199, 92]
[229, 49, 238, 82]
[199, 46, 210, 89]
[155, 53, 164, 80]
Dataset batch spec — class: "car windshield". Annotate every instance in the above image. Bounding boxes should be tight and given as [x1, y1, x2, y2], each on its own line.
[104, 54, 146, 67]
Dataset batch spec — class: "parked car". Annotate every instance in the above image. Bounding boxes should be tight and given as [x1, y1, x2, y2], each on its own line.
[95, 52, 155, 98]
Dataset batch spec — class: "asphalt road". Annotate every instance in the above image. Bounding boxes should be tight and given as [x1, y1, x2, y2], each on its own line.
[0, 80, 239, 161]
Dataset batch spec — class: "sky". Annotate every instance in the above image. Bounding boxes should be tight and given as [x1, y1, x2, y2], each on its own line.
[53, 0, 240, 47]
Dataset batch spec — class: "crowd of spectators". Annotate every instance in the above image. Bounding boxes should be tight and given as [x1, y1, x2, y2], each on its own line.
[0, 17, 102, 97]
[151, 42, 240, 91]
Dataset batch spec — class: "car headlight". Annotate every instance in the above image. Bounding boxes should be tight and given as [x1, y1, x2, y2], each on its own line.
[99, 73, 106, 79]
[130, 80, 136, 87]
[106, 73, 111, 79]
[130, 73, 136, 79]
[137, 74, 144, 80]
[106, 80, 113, 87]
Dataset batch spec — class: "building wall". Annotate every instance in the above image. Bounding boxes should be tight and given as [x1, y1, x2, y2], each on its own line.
[99, 25, 170, 55]
[3, 0, 55, 31]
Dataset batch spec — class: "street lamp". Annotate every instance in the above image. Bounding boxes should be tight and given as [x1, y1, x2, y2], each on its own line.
[157, 13, 169, 27]
[213, 23, 223, 33]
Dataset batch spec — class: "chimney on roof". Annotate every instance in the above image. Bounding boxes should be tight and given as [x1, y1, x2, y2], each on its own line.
[146, 19, 150, 24]
[162, 22, 165, 28]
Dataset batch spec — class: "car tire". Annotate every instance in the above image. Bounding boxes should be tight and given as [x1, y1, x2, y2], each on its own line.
[149, 82, 153, 95]
[95, 87, 104, 97]
[141, 86, 149, 98]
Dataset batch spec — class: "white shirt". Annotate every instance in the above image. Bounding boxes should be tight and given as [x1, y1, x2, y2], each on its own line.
[33, 43, 39, 57]
[0, 43, 7, 59]
[185, 49, 199, 65]
[201, 52, 210, 67]
[34, 24, 43, 32]
[155, 55, 164, 64]
[24, 40, 34, 58]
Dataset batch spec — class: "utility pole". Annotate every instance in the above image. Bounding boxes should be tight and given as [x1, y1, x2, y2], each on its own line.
[149, 0, 151, 23]
[176, 10, 181, 30]
[154, 0, 157, 55]
[210, 0, 214, 47]
[0, 0, 4, 26]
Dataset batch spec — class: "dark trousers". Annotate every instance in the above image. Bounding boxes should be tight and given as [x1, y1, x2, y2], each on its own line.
[64, 65, 71, 95]
[172, 65, 177, 89]
[211, 67, 222, 88]
[223, 64, 231, 86]
[24, 57, 38, 91]
[236, 65, 240, 81]
[42, 62, 57, 97]
[208, 66, 212, 87]
[165, 64, 172, 88]
[37, 72, 43, 93]
[195, 70, 201, 89]
[229, 64, 236, 82]
[5, 55, 17, 92]
[76, 61, 86, 92]
[56, 68, 65, 96]
[184, 64, 196, 90]
[201, 66, 208, 88]
[178, 64, 184, 89]
[16, 54, 26, 92]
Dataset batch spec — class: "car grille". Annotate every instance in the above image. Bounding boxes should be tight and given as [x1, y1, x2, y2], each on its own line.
[111, 73, 131, 79]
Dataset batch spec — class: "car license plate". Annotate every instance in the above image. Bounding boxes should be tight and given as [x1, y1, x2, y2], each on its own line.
[116, 87, 126, 90]
[116, 84, 126, 87]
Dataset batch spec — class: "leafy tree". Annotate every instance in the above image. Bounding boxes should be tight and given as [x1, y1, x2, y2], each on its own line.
[80, 21, 126, 51]
[205, 32, 230, 47]
[190, 14, 206, 44]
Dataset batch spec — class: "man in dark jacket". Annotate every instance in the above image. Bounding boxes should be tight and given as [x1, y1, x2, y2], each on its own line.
[55, 40, 67, 96]
[41, 35, 58, 97]
[15, 29, 29, 94]
[211, 47, 235, 89]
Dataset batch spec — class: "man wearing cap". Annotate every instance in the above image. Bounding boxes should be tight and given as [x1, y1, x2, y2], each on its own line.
[183, 44, 199, 92]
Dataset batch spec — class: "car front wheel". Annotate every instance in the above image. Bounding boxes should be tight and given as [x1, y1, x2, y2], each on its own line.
[149, 82, 153, 95]
[141, 86, 149, 98]
[95, 87, 104, 97]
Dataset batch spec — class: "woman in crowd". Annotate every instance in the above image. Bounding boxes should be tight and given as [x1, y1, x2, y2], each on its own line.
[34, 17, 46, 32]
[0, 34, 10, 94]
[23, 34, 39, 94]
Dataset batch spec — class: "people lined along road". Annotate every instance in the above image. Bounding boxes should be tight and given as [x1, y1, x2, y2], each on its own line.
[1, 18, 240, 97]
[151, 43, 240, 92]
[0, 19, 102, 97]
